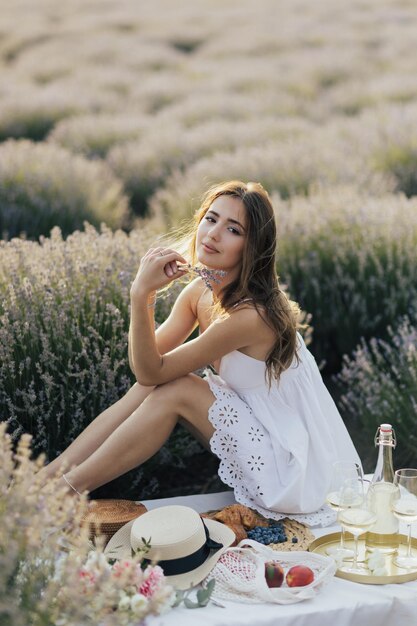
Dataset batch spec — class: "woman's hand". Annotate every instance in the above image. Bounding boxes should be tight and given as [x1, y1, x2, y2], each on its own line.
[130, 247, 188, 299]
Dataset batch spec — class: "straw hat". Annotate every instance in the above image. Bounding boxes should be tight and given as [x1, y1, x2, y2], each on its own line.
[104, 504, 236, 590]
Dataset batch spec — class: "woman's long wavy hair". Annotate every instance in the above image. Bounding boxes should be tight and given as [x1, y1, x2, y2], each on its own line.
[165, 180, 305, 386]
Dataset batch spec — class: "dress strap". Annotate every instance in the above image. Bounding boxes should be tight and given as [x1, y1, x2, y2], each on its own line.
[232, 298, 253, 309]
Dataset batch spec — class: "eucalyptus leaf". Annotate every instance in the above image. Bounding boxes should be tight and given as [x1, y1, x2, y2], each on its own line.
[197, 588, 210, 603]
[183, 597, 200, 609]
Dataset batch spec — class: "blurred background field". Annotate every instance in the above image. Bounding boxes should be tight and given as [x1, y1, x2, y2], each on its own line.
[1, 0, 417, 499]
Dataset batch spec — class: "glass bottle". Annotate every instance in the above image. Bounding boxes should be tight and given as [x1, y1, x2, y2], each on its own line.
[365, 424, 400, 554]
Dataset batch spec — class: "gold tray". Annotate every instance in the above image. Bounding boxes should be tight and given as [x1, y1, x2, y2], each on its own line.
[309, 532, 417, 584]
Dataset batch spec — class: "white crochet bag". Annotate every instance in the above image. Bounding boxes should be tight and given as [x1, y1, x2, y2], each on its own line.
[202, 539, 336, 604]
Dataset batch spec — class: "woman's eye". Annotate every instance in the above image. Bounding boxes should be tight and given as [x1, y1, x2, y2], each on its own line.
[205, 215, 240, 235]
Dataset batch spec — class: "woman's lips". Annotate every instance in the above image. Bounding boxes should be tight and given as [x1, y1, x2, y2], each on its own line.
[202, 243, 218, 253]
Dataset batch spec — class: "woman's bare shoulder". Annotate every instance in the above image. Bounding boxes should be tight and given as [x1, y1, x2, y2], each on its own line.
[182, 277, 207, 315]
[229, 301, 275, 349]
[230, 298, 267, 318]
[229, 302, 265, 324]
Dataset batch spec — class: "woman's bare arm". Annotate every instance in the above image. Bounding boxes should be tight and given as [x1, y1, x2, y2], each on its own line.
[128, 279, 200, 377]
[131, 300, 264, 386]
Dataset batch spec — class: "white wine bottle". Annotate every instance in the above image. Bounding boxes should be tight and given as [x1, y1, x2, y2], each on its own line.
[365, 424, 400, 554]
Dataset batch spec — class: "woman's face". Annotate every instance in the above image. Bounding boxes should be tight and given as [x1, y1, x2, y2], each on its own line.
[196, 195, 247, 274]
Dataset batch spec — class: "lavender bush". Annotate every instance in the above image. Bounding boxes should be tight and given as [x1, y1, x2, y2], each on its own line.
[0, 225, 204, 499]
[2, 0, 416, 127]
[149, 137, 393, 225]
[335, 314, 417, 469]
[0, 0, 416, 233]
[0, 424, 177, 626]
[328, 104, 417, 198]
[275, 187, 417, 372]
[0, 0, 416, 150]
[107, 116, 313, 217]
[48, 113, 150, 159]
[0, 92, 84, 141]
[0, 140, 129, 239]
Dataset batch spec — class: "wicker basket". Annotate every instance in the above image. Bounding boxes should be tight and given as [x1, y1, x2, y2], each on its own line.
[82, 499, 147, 545]
[269, 517, 315, 551]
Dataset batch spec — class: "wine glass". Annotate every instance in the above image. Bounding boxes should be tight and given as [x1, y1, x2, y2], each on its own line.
[392, 468, 417, 569]
[338, 476, 377, 574]
[325, 461, 363, 559]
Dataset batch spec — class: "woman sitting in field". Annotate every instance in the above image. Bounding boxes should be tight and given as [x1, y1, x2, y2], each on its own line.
[41, 180, 360, 524]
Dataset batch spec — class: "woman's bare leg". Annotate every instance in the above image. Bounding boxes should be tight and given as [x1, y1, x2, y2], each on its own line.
[63, 374, 216, 493]
[40, 382, 156, 480]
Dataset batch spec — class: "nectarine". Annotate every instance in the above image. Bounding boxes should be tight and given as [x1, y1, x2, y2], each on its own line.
[286, 565, 314, 587]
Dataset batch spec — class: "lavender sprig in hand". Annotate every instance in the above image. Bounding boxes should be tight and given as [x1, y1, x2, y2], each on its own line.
[178, 264, 227, 291]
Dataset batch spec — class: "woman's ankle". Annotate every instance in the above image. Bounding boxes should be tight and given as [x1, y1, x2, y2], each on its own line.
[61, 473, 83, 496]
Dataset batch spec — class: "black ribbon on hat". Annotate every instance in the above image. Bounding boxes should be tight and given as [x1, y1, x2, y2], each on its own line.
[141, 520, 224, 576]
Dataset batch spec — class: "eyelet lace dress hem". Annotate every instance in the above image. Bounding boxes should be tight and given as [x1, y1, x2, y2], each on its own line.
[204, 368, 337, 528]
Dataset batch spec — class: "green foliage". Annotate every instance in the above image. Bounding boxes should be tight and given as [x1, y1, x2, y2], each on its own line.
[0, 140, 129, 239]
[335, 313, 417, 470]
[173, 578, 216, 608]
[275, 187, 417, 373]
[0, 225, 204, 499]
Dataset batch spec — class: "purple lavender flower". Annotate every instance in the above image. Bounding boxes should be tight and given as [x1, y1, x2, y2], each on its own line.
[179, 264, 227, 290]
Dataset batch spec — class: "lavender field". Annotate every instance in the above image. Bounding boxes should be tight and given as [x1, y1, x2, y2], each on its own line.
[1, 0, 417, 488]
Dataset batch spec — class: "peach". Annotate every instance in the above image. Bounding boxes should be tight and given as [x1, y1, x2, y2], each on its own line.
[264, 561, 284, 588]
[286, 565, 314, 587]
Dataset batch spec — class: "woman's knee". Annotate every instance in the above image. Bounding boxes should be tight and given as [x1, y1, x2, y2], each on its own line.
[150, 375, 215, 447]
[151, 374, 200, 410]
[152, 373, 193, 394]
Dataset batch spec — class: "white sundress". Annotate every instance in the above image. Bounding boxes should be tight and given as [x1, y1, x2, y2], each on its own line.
[204, 331, 361, 527]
